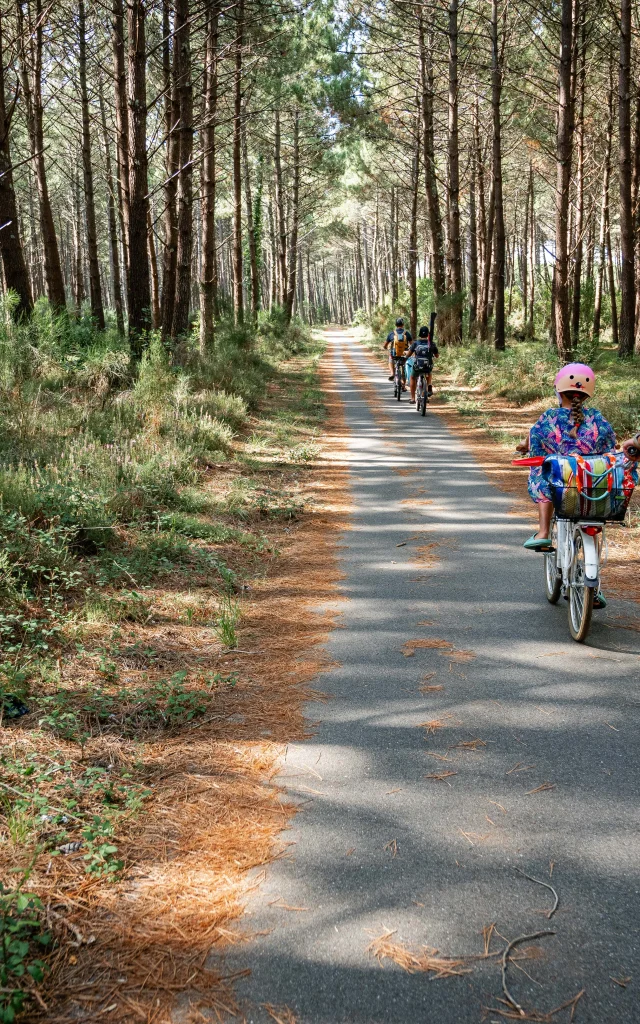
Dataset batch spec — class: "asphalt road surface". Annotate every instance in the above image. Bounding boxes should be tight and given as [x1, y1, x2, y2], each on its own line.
[229, 329, 640, 1024]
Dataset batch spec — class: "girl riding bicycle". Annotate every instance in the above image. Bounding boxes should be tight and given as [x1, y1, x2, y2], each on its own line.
[520, 364, 640, 570]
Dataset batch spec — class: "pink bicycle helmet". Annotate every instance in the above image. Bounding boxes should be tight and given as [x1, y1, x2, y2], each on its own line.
[554, 362, 595, 398]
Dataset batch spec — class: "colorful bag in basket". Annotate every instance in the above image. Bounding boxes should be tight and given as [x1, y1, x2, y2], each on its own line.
[542, 454, 635, 520]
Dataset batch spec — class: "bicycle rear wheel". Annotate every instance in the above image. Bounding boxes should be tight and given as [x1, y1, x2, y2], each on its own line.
[544, 517, 561, 603]
[420, 378, 427, 416]
[568, 532, 594, 642]
[396, 367, 402, 400]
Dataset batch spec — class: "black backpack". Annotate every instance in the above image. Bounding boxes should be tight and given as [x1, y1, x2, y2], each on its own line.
[413, 340, 433, 372]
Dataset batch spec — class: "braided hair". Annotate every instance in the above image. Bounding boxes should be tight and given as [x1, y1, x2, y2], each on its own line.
[568, 391, 585, 439]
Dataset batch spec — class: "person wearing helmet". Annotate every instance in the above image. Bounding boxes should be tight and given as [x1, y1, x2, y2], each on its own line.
[383, 317, 413, 384]
[519, 362, 640, 604]
[407, 323, 439, 403]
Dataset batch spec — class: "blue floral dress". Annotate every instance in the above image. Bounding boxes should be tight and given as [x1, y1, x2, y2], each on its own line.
[527, 407, 617, 503]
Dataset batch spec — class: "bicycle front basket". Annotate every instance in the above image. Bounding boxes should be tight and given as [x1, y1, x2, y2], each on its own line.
[542, 454, 634, 521]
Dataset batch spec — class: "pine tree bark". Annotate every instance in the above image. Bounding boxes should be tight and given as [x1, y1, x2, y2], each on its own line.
[232, 0, 244, 324]
[78, 0, 104, 329]
[199, 0, 219, 352]
[594, 72, 613, 340]
[274, 108, 287, 307]
[98, 83, 124, 333]
[491, 0, 505, 351]
[418, 15, 445, 298]
[171, 0, 194, 338]
[570, 17, 585, 348]
[126, 0, 152, 349]
[468, 142, 478, 332]
[447, 0, 462, 343]
[617, 0, 634, 356]
[112, 0, 130, 283]
[242, 114, 260, 322]
[148, 209, 160, 328]
[16, 0, 66, 311]
[553, 0, 575, 359]
[160, 0, 179, 337]
[284, 108, 300, 324]
[0, 11, 32, 319]
[408, 113, 420, 337]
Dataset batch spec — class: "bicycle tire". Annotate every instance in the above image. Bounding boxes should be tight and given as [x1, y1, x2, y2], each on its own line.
[396, 369, 402, 401]
[420, 381, 427, 416]
[544, 518, 561, 604]
[568, 532, 594, 642]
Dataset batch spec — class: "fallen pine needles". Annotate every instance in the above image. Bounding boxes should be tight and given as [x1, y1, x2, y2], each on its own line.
[367, 929, 471, 979]
[401, 638, 453, 657]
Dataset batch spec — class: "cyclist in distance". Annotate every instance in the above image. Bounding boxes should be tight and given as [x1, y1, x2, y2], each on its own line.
[518, 364, 640, 598]
[407, 323, 438, 404]
[383, 317, 412, 385]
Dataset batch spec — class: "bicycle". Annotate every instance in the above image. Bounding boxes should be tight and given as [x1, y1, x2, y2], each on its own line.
[513, 452, 638, 642]
[414, 363, 433, 416]
[393, 357, 407, 401]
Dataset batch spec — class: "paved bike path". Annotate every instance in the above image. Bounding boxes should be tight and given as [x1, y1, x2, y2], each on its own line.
[230, 330, 640, 1024]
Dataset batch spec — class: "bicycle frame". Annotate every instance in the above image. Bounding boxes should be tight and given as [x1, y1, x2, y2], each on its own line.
[555, 519, 602, 592]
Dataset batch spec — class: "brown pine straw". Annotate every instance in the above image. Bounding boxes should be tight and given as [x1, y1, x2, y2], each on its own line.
[367, 929, 471, 979]
[401, 638, 454, 657]
[9, 349, 353, 1023]
[262, 1003, 298, 1024]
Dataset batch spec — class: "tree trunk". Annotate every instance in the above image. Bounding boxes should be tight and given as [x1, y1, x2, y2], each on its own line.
[468, 141, 478, 332]
[606, 209, 619, 346]
[98, 83, 124, 333]
[274, 108, 287, 307]
[491, 0, 505, 351]
[284, 108, 300, 324]
[593, 71, 614, 340]
[0, 12, 32, 319]
[78, 0, 104, 329]
[72, 165, 85, 313]
[199, 0, 219, 352]
[553, 0, 575, 359]
[408, 112, 420, 337]
[160, 0, 178, 337]
[148, 208, 160, 328]
[16, 0, 66, 311]
[570, 16, 586, 348]
[633, 85, 640, 352]
[232, 0, 244, 324]
[112, 0, 130, 283]
[419, 15, 445, 298]
[171, 0, 194, 338]
[242, 113, 260, 322]
[617, 0, 634, 356]
[127, 0, 152, 349]
[447, 0, 462, 343]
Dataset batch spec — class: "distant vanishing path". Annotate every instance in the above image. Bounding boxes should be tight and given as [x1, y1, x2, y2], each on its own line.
[229, 328, 640, 1024]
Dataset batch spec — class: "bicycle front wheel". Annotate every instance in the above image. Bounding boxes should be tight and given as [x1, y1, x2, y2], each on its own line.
[544, 517, 561, 604]
[568, 532, 594, 642]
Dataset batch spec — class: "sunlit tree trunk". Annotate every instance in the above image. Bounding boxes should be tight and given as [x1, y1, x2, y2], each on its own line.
[172, 0, 194, 338]
[0, 11, 32, 318]
[553, 0, 575, 359]
[491, 0, 505, 351]
[232, 0, 244, 324]
[199, 0, 219, 352]
[126, 0, 152, 349]
[447, 0, 462, 342]
[78, 0, 104, 329]
[617, 0, 634, 356]
[17, 0, 66, 311]
[419, 15, 445, 298]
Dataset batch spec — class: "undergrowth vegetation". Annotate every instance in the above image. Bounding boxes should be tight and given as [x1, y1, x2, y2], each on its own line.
[439, 341, 640, 440]
[0, 298, 323, 1019]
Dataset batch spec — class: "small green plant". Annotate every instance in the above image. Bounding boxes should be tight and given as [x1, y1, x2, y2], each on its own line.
[214, 594, 241, 649]
[0, 885, 52, 1022]
[81, 817, 124, 879]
